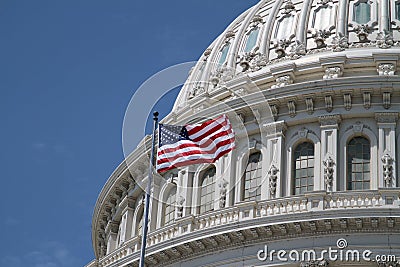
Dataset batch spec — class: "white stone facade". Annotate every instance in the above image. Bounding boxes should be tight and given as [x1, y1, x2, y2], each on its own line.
[86, 0, 400, 266]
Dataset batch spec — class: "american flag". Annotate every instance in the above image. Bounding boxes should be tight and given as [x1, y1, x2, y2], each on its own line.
[156, 114, 235, 173]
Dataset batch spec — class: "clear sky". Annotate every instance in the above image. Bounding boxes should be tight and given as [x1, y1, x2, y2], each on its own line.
[0, 1, 259, 266]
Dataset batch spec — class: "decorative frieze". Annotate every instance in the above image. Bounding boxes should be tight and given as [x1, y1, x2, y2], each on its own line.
[318, 114, 341, 127]
[323, 66, 342, 80]
[271, 74, 293, 89]
[375, 112, 399, 123]
[377, 63, 395, 76]
[263, 121, 287, 137]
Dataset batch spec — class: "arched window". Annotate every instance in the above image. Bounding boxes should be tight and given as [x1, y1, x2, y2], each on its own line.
[347, 136, 370, 190]
[244, 28, 260, 52]
[243, 152, 262, 201]
[293, 142, 314, 195]
[200, 167, 216, 213]
[163, 185, 177, 226]
[396, 1, 400, 20]
[218, 43, 230, 65]
[275, 15, 295, 40]
[353, 0, 371, 24]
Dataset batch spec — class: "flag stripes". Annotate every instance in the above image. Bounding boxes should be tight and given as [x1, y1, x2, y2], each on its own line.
[156, 115, 235, 173]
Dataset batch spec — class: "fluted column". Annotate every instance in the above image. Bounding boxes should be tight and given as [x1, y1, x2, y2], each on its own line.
[105, 221, 118, 254]
[375, 112, 398, 188]
[319, 115, 341, 192]
[119, 196, 136, 241]
[263, 121, 287, 198]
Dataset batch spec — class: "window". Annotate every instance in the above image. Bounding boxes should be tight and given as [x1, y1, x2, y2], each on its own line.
[244, 28, 260, 52]
[293, 142, 314, 195]
[313, 5, 334, 30]
[163, 186, 177, 226]
[347, 137, 370, 190]
[243, 152, 262, 201]
[219, 43, 230, 65]
[396, 1, 400, 20]
[353, 0, 371, 24]
[200, 167, 216, 213]
[275, 15, 295, 40]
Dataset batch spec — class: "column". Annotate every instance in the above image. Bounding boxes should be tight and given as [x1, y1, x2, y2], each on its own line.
[375, 112, 398, 188]
[263, 121, 287, 198]
[318, 115, 341, 192]
[105, 221, 118, 254]
[119, 196, 135, 242]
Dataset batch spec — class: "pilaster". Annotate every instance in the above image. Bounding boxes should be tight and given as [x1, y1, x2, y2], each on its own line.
[319, 115, 341, 192]
[375, 112, 399, 188]
[263, 121, 287, 198]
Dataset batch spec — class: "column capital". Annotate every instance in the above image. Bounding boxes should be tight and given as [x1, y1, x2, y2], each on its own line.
[318, 114, 341, 127]
[375, 112, 399, 124]
[105, 221, 119, 235]
[263, 120, 287, 137]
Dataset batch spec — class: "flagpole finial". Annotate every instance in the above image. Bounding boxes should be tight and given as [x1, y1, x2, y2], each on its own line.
[153, 111, 159, 119]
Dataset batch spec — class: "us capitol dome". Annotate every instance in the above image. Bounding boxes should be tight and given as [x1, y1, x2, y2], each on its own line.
[85, 0, 400, 266]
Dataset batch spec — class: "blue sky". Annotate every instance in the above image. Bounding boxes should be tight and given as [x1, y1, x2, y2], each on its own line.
[0, 1, 258, 266]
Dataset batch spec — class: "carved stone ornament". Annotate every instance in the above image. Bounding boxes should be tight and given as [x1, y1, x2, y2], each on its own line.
[282, 0, 296, 14]
[319, 114, 341, 127]
[188, 85, 205, 99]
[350, 22, 376, 42]
[309, 27, 335, 48]
[363, 92, 371, 109]
[305, 97, 314, 114]
[271, 75, 293, 89]
[269, 104, 279, 121]
[177, 195, 185, 218]
[288, 100, 296, 117]
[343, 93, 352, 111]
[383, 92, 391, 109]
[377, 260, 400, 267]
[272, 38, 293, 58]
[377, 63, 395, 76]
[268, 165, 279, 197]
[323, 156, 335, 190]
[219, 179, 229, 208]
[375, 112, 399, 123]
[250, 53, 268, 71]
[324, 95, 333, 113]
[300, 259, 329, 267]
[298, 128, 309, 138]
[382, 154, 394, 187]
[210, 65, 234, 88]
[376, 30, 394, 49]
[323, 66, 342, 80]
[237, 47, 259, 72]
[330, 33, 349, 52]
[288, 40, 306, 59]
[352, 121, 364, 134]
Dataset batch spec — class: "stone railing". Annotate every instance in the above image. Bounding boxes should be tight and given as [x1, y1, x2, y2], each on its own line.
[98, 189, 400, 267]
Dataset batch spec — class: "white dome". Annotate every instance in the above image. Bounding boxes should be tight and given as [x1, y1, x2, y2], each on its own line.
[86, 0, 400, 266]
[171, 0, 400, 114]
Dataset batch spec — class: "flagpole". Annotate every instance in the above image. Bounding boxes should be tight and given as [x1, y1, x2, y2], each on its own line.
[139, 111, 158, 267]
